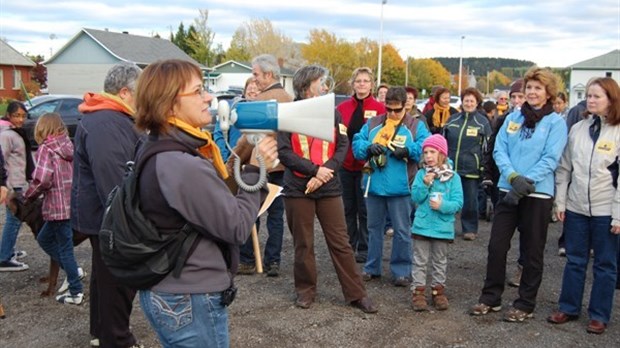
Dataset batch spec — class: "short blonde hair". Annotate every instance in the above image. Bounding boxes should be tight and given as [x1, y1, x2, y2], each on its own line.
[34, 112, 67, 145]
[349, 67, 375, 87]
[523, 66, 559, 103]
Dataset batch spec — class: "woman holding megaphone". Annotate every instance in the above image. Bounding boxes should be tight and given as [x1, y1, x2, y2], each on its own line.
[277, 64, 377, 313]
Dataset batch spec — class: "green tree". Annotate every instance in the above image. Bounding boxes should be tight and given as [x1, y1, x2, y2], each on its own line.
[186, 9, 216, 66]
[379, 43, 406, 86]
[407, 58, 452, 94]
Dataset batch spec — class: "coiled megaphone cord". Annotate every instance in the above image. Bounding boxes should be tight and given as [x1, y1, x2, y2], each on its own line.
[233, 154, 268, 192]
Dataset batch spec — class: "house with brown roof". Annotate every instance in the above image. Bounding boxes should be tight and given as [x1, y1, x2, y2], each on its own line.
[44, 28, 202, 95]
[0, 39, 35, 100]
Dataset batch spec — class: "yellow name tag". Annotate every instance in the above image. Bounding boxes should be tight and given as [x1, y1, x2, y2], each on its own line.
[507, 121, 521, 134]
[392, 135, 406, 147]
[466, 127, 479, 137]
[364, 110, 377, 118]
[595, 140, 614, 155]
[339, 123, 348, 135]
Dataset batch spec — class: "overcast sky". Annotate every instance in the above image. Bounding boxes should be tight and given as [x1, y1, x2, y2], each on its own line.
[2, 0, 619, 68]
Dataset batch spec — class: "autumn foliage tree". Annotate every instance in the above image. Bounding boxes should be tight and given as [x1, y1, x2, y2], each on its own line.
[407, 58, 452, 96]
[225, 18, 295, 63]
[301, 29, 356, 92]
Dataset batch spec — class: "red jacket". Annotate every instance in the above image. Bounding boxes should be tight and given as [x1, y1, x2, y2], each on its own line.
[336, 96, 386, 171]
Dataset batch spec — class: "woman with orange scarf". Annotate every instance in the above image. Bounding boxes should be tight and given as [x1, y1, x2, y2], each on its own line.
[132, 59, 278, 347]
[424, 87, 458, 134]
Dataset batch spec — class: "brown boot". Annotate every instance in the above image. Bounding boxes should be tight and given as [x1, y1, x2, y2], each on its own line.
[431, 284, 449, 310]
[411, 286, 427, 311]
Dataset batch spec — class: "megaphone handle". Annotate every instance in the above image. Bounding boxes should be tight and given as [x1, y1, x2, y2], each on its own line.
[364, 176, 371, 198]
[233, 155, 268, 192]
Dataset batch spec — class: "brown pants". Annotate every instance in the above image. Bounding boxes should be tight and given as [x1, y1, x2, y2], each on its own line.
[284, 196, 367, 303]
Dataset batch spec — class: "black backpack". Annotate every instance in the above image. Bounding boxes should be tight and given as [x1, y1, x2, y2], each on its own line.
[99, 138, 201, 290]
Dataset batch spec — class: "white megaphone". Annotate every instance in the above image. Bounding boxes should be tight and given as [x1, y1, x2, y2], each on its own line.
[218, 93, 336, 191]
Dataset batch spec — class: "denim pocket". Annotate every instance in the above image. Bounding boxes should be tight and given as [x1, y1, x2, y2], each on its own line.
[150, 292, 193, 332]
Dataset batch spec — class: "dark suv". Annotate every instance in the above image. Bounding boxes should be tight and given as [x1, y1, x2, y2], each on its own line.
[23, 95, 83, 148]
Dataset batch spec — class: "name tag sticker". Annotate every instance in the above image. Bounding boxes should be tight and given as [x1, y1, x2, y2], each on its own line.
[466, 127, 479, 137]
[364, 110, 377, 118]
[506, 121, 521, 134]
[339, 123, 348, 135]
[392, 135, 406, 147]
[595, 140, 614, 155]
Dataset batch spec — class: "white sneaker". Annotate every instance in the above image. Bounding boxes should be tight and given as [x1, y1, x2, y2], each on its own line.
[10, 250, 27, 260]
[90, 338, 100, 347]
[0, 259, 29, 272]
[56, 291, 84, 305]
[558, 247, 566, 257]
[58, 267, 86, 294]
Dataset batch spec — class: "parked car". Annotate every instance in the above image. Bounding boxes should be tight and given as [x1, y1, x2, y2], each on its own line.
[23, 95, 83, 148]
[450, 96, 462, 110]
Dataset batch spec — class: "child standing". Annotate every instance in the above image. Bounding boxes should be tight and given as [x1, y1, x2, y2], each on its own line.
[410, 134, 463, 311]
[23, 113, 83, 305]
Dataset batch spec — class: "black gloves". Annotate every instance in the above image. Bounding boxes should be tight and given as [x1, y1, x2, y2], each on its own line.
[510, 175, 535, 197]
[481, 179, 493, 195]
[391, 146, 409, 160]
[502, 175, 535, 206]
[368, 144, 386, 156]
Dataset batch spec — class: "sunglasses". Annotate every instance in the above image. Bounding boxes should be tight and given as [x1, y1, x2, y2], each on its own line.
[385, 106, 404, 113]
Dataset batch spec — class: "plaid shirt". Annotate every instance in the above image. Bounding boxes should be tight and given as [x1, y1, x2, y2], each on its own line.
[24, 134, 74, 221]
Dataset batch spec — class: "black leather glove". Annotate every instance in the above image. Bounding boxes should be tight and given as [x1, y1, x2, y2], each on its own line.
[391, 146, 409, 160]
[502, 189, 522, 206]
[481, 179, 493, 195]
[510, 175, 535, 197]
[368, 144, 386, 156]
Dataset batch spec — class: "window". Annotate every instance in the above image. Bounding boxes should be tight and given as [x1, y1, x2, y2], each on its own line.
[577, 92, 583, 100]
[13, 70, 22, 90]
[606, 72, 612, 77]
[0, 70, 4, 89]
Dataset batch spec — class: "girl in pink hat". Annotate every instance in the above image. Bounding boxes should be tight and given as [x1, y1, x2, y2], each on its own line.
[410, 134, 463, 311]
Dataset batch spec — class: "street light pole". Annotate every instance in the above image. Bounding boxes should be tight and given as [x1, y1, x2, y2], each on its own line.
[377, 0, 387, 86]
[458, 35, 465, 97]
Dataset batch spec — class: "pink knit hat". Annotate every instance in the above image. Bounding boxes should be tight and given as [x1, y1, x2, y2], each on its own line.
[422, 134, 448, 156]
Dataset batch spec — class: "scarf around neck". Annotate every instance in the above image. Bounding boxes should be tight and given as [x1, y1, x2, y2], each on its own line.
[78, 92, 135, 116]
[372, 117, 402, 147]
[424, 162, 454, 182]
[167, 117, 228, 179]
[432, 104, 451, 128]
[496, 103, 508, 116]
[520, 101, 554, 139]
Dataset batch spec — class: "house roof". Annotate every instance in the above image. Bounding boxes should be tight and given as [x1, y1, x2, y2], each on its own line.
[570, 49, 620, 69]
[211, 59, 295, 76]
[46, 28, 200, 66]
[0, 39, 36, 67]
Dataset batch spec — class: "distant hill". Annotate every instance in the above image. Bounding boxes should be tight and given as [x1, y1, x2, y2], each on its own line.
[433, 57, 536, 79]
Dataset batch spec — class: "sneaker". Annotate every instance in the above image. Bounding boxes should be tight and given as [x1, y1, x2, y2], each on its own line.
[558, 247, 566, 257]
[90, 338, 100, 347]
[10, 250, 27, 260]
[393, 277, 410, 287]
[463, 233, 477, 241]
[470, 302, 502, 316]
[385, 228, 394, 237]
[265, 262, 280, 277]
[56, 292, 84, 305]
[507, 265, 522, 287]
[0, 259, 29, 272]
[361, 272, 380, 281]
[237, 263, 256, 275]
[58, 267, 86, 294]
[355, 253, 367, 263]
[503, 307, 533, 322]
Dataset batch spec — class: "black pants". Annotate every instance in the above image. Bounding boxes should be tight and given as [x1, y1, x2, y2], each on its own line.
[89, 235, 138, 348]
[478, 194, 553, 313]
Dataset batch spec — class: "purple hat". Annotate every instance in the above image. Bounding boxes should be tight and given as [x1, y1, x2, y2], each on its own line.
[422, 134, 448, 156]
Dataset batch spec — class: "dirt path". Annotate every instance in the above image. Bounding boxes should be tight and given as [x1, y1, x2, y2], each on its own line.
[1, 213, 619, 347]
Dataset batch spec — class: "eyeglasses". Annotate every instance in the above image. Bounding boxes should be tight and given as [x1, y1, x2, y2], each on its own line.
[178, 86, 207, 98]
[498, 98, 507, 101]
[354, 79, 371, 84]
[385, 106, 404, 114]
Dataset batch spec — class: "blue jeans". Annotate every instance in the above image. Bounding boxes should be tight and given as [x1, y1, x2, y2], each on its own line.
[460, 177, 479, 234]
[0, 206, 23, 262]
[139, 290, 229, 348]
[240, 171, 284, 265]
[559, 211, 619, 323]
[37, 220, 82, 295]
[339, 169, 368, 257]
[364, 195, 412, 279]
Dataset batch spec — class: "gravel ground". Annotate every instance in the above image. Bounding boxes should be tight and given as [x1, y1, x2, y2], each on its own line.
[1, 210, 619, 348]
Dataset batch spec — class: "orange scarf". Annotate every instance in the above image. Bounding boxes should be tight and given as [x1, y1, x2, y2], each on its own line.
[167, 117, 229, 179]
[372, 118, 400, 147]
[496, 103, 508, 116]
[432, 104, 451, 128]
